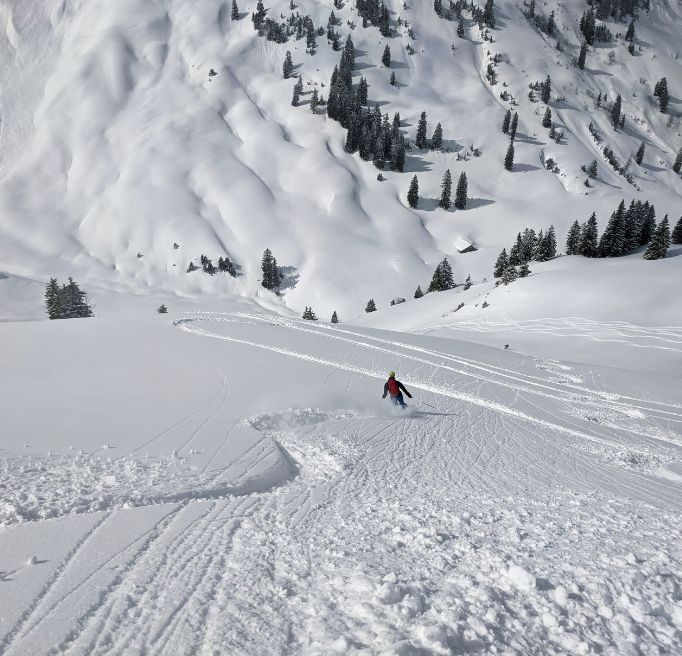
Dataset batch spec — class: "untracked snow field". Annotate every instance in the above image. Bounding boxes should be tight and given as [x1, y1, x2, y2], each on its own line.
[1, 297, 681, 655]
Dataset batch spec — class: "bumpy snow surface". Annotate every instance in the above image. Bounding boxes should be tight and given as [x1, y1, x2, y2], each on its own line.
[1, 299, 681, 655]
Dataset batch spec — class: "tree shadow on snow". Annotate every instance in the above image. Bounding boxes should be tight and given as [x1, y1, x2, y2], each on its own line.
[465, 197, 495, 210]
[403, 153, 434, 173]
[513, 163, 541, 173]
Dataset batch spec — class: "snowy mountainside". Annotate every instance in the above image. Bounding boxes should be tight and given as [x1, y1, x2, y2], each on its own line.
[0, 0, 681, 318]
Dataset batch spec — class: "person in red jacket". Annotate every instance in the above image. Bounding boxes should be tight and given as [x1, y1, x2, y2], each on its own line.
[382, 371, 412, 408]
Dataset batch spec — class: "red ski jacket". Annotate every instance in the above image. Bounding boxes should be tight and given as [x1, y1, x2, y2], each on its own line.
[383, 377, 412, 399]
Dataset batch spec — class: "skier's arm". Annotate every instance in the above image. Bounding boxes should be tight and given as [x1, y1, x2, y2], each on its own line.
[398, 381, 412, 398]
[382, 382, 388, 398]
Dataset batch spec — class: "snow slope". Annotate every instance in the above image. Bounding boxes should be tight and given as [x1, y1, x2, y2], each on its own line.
[1, 301, 681, 654]
[0, 0, 680, 317]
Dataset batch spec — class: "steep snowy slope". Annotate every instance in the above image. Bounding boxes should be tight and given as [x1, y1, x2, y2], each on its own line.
[0, 0, 680, 317]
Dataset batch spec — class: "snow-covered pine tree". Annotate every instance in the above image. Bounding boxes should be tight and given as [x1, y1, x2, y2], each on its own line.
[439, 170, 452, 209]
[542, 107, 552, 128]
[483, 0, 495, 28]
[231, 0, 240, 20]
[252, 0, 266, 29]
[365, 298, 377, 313]
[302, 306, 318, 320]
[463, 274, 472, 290]
[61, 278, 93, 318]
[657, 78, 669, 114]
[599, 201, 626, 257]
[493, 248, 508, 277]
[625, 19, 635, 41]
[501, 265, 518, 285]
[454, 172, 468, 209]
[434, 0, 443, 16]
[610, 94, 622, 128]
[390, 71, 397, 86]
[565, 220, 581, 255]
[261, 248, 280, 290]
[643, 216, 671, 260]
[502, 109, 511, 134]
[639, 203, 656, 245]
[504, 141, 514, 171]
[357, 77, 368, 105]
[432, 123, 443, 150]
[673, 148, 682, 175]
[457, 15, 465, 38]
[283, 51, 294, 78]
[635, 142, 645, 165]
[587, 160, 598, 179]
[331, 310, 339, 323]
[671, 217, 682, 245]
[518, 261, 531, 277]
[577, 41, 587, 70]
[427, 258, 455, 292]
[509, 112, 518, 140]
[310, 87, 319, 113]
[578, 213, 599, 257]
[157, 304, 168, 314]
[390, 134, 406, 172]
[414, 285, 424, 298]
[407, 175, 419, 208]
[541, 75, 551, 104]
[381, 45, 391, 67]
[44, 278, 62, 320]
[415, 111, 428, 149]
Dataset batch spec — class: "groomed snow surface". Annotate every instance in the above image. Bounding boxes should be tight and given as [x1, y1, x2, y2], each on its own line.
[1, 292, 681, 655]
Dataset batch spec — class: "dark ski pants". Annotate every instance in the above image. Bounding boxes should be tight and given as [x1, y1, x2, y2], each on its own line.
[390, 393, 407, 408]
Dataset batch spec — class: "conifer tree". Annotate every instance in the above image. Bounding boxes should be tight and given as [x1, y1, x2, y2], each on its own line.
[432, 123, 443, 150]
[292, 78, 303, 106]
[357, 77, 368, 105]
[390, 134, 406, 172]
[60, 278, 93, 318]
[302, 306, 318, 320]
[542, 107, 552, 128]
[565, 220, 581, 255]
[518, 261, 531, 277]
[657, 78, 669, 114]
[365, 298, 377, 313]
[463, 274, 472, 290]
[283, 51, 294, 78]
[502, 109, 511, 134]
[457, 15, 465, 38]
[509, 112, 518, 140]
[331, 310, 339, 323]
[407, 175, 419, 208]
[541, 75, 551, 104]
[483, 0, 495, 28]
[610, 94, 622, 128]
[578, 213, 599, 257]
[504, 141, 514, 171]
[44, 278, 62, 320]
[414, 285, 424, 298]
[599, 201, 626, 257]
[390, 71, 397, 86]
[261, 248, 280, 290]
[493, 248, 508, 277]
[635, 142, 645, 166]
[381, 45, 391, 67]
[427, 258, 455, 292]
[625, 19, 635, 41]
[454, 172, 468, 210]
[587, 160, 598, 179]
[639, 203, 656, 245]
[415, 111, 428, 149]
[673, 148, 682, 174]
[231, 0, 240, 20]
[671, 216, 682, 244]
[157, 304, 168, 314]
[643, 216, 671, 260]
[577, 41, 587, 70]
[252, 0, 266, 29]
[501, 266, 518, 285]
[439, 169, 452, 209]
[434, 0, 443, 16]
[310, 87, 319, 113]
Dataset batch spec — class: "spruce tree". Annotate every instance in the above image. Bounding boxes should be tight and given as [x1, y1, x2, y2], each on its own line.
[407, 175, 419, 208]
[542, 107, 552, 128]
[457, 15, 465, 38]
[635, 142, 645, 166]
[365, 298, 377, 313]
[599, 201, 626, 257]
[541, 75, 551, 104]
[463, 274, 472, 290]
[414, 285, 424, 298]
[310, 87, 319, 113]
[670, 216, 682, 244]
[502, 109, 511, 134]
[157, 304, 168, 314]
[231, 0, 239, 20]
[415, 111, 428, 149]
[60, 278, 93, 318]
[44, 278, 62, 320]
[390, 71, 397, 86]
[509, 112, 518, 140]
[501, 266, 518, 285]
[432, 123, 443, 150]
[292, 78, 302, 106]
[577, 41, 587, 70]
[625, 19, 635, 41]
[643, 216, 671, 260]
[587, 160, 598, 179]
[434, 0, 443, 16]
[493, 248, 508, 277]
[331, 310, 339, 323]
[673, 148, 682, 175]
[427, 258, 455, 292]
[454, 172, 468, 209]
[639, 204, 656, 245]
[504, 141, 514, 171]
[390, 134, 406, 172]
[302, 306, 318, 320]
[439, 169, 452, 209]
[565, 220, 581, 255]
[657, 78, 669, 114]
[578, 213, 599, 257]
[261, 248, 279, 290]
[518, 261, 531, 277]
[283, 51, 294, 78]
[610, 94, 622, 128]
[381, 45, 391, 67]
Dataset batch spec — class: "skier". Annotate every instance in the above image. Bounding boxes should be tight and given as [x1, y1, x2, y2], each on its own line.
[382, 371, 412, 408]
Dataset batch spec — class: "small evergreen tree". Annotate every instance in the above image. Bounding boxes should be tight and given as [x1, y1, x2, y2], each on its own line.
[504, 141, 514, 171]
[587, 160, 598, 179]
[599, 201, 626, 257]
[625, 19, 635, 41]
[261, 248, 280, 290]
[414, 285, 424, 298]
[673, 148, 682, 174]
[565, 220, 581, 255]
[365, 298, 377, 313]
[509, 112, 519, 140]
[635, 142, 645, 166]
[463, 274, 472, 290]
[283, 51, 294, 78]
[578, 213, 599, 257]
[431, 123, 443, 150]
[643, 216, 671, 260]
[407, 175, 419, 208]
[454, 172, 468, 210]
[427, 258, 455, 292]
[493, 248, 508, 277]
[439, 169, 452, 209]
[44, 278, 62, 320]
[157, 304, 168, 314]
[502, 109, 511, 134]
[381, 45, 391, 67]
[541, 75, 551, 104]
[657, 78, 669, 114]
[292, 78, 303, 106]
[310, 87, 319, 113]
[59, 278, 93, 319]
[302, 306, 318, 320]
[415, 111, 428, 149]
[457, 15, 465, 38]
[610, 94, 622, 128]
[231, 0, 239, 20]
[331, 310, 339, 323]
[542, 107, 552, 128]
[390, 71, 397, 86]
[518, 261, 531, 277]
[577, 41, 587, 70]
[501, 266, 518, 285]
[670, 217, 682, 244]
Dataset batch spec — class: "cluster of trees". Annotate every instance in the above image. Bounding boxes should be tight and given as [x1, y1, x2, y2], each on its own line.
[527, 2, 556, 37]
[587, 122, 634, 184]
[356, 0, 391, 35]
[406, 171, 468, 210]
[494, 227, 557, 278]
[261, 248, 282, 291]
[566, 200, 678, 260]
[187, 255, 237, 276]
[44, 278, 93, 320]
[653, 77, 670, 114]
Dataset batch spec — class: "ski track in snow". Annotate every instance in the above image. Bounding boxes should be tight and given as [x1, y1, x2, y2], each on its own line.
[2, 313, 682, 655]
